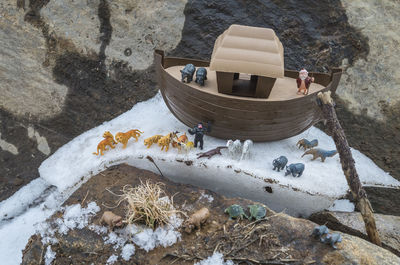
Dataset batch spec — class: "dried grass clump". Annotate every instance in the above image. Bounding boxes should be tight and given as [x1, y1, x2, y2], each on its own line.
[118, 180, 178, 229]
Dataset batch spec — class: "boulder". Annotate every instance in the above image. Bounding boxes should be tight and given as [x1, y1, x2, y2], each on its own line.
[310, 211, 400, 256]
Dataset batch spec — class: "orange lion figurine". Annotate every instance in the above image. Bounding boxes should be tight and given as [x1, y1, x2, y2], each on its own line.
[93, 131, 117, 156]
[144, 134, 163, 148]
[172, 132, 188, 148]
[158, 131, 178, 152]
[115, 129, 144, 149]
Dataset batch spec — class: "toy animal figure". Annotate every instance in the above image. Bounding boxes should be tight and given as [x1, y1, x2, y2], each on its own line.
[180, 64, 196, 83]
[99, 211, 123, 231]
[226, 139, 242, 160]
[179, 141, 194, 154]
[197, 146, 227, 159]
[188, 122, 211, 150]
[302, 148, 338, 162]
[115, 129, 143, 149]
[93, 131, 117, 156]
[321, 233, 342, 249]
[272, 156, 288, 172]
[183, 207, 210, 233]
[285, 163, 305, 177]
[172, 132, 188, 149]
[240, 139, 253, 161]
[195, 67, 207, 86]
[158, 131, 179, 152]
[311, 225, 329, 239]
[296, 139, 318, 150]
[144, 135, 163, 149]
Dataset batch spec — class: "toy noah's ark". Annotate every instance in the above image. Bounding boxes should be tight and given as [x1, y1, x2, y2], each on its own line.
[155, 24, 342, 141]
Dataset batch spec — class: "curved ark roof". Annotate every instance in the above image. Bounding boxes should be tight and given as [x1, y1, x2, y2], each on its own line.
[210, 24, 284, 78]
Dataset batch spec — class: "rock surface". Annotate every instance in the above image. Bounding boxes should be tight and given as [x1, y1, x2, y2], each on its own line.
[22, 165, 400, 264]
[0, 0, 186, 201]
[310, 210, 400, 257]
[338, 0, 400, 121]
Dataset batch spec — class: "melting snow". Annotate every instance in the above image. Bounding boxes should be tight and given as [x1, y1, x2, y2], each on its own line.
[194, 252, 234, 265]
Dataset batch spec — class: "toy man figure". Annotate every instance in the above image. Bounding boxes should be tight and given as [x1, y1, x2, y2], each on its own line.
[188, 122, 211, 150]
[296, 68, 314, 95]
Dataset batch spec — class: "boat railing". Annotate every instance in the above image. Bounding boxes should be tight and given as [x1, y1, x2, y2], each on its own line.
[154, 50, 342, 94]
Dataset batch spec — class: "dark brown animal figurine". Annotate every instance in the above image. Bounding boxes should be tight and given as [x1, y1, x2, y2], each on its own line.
[196, 146, 227, 159]
[183, 207, 210, 233]
[99, 211, 123, 231]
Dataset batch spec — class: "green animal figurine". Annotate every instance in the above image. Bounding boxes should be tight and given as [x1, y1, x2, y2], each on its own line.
[225, 204, 248, 220]
[247, 205, 267, 220]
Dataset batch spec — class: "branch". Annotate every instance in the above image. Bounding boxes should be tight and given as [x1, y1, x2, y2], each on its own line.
[317, 92, 381, 246]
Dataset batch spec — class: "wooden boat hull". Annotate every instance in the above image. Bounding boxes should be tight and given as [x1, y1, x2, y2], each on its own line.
[155, 50, 342, 142]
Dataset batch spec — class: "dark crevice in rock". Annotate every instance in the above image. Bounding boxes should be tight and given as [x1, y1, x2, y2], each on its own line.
[23, 0, 58, 68]
[98, 0, 112, 67]
[170, 0, 369, 72]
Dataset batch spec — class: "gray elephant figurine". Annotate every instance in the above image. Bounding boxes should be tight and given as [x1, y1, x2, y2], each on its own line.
[272, 156, 288, 172]
[195, 67, 207, 86]
[284, 163, 305, 177]
[180, 64, 196, 83]
[321, 233, 342, 249]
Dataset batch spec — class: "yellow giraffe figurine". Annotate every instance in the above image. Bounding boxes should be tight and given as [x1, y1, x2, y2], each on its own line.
[93, 131, 117, 156]
[115, 129, 144, 149]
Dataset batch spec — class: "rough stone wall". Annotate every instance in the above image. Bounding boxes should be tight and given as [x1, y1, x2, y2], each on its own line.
[338, 0, 400, 120]
[0, 5, 67, 119]
[0, 0, 187, 202]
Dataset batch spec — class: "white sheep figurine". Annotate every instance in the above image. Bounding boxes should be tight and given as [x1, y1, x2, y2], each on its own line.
[240, 139, 253, 161]
[226, 139, 242, 160]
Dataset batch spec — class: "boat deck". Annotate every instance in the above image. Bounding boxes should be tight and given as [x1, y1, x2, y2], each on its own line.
[165, 66, 325, 101]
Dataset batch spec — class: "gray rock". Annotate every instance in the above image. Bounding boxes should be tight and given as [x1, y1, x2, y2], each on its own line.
[310, 211, 400, 256]
[337, 0, 400, 121]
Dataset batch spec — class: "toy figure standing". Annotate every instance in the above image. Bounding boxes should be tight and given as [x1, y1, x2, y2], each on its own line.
[296, 68, 314, 95]
[188, 122, 211, 150]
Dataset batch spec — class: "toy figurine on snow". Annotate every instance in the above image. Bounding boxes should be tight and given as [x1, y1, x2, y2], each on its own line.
[296, 138, 318, 150]
[272, 156, 288, 172]
[197, 146, 227, 159]
[188, 122, 212, 150]
[226, 139, 253, 161]
[296, 68, 314, 95]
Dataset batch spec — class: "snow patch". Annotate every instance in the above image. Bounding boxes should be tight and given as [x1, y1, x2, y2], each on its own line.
[106, 254, 118, 265]
[36, 202, 100, 244]
[0, 178, 50, 223]
[199, 191, 214, 203]
[121, 244, 135, 261]
[194, 252, 234, 265]
[328, 199, 355, 212]
[127, 214, 183, 252]
[44, 245, 56, 265]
